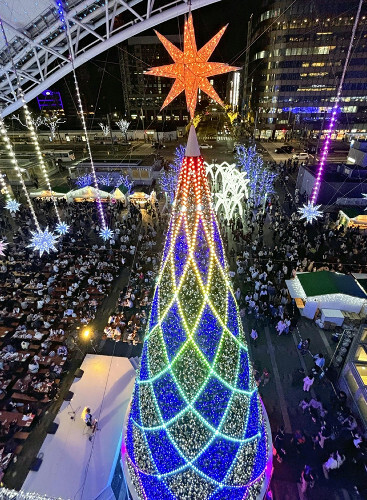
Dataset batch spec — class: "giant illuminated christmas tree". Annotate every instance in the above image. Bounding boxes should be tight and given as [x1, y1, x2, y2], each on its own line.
[123, 13, 272, 500]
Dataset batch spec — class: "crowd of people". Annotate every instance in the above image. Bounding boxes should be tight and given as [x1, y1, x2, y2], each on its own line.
[0, 197, 144, 479]
[102, 202, 169, 350]
[219, 165, 367, 495]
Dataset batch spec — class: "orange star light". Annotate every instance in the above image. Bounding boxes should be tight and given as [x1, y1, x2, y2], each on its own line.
[145, 14, 239, 120]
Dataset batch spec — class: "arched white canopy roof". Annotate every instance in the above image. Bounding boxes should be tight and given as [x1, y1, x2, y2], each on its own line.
[0, 0, 220, 117]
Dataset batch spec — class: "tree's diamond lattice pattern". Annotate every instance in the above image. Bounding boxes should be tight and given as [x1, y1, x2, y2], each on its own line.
[125, 154, 271, 499]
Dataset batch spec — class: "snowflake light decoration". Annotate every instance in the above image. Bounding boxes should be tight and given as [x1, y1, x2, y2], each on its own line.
[363, 193, 367, 210]
[5, 199, 20, 213]
[0, 240, 8, 257]
[99, 227, 114, 241]
[298, 202, 323, 223]
[55, 221, 70, 235]
[27, 227, 59, 256]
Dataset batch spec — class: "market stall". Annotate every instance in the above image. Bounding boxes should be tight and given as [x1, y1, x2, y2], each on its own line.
[65, 186, 111, 202]
[286, 271, 367, 322]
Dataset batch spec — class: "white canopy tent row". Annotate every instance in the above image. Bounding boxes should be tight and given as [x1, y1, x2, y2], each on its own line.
[65, 186, 126, 203]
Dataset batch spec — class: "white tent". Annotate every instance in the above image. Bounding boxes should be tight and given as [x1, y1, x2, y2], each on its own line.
[66, 186, 111, 202]
[111, 187, 127, 202]
[30, 189, 66, 199]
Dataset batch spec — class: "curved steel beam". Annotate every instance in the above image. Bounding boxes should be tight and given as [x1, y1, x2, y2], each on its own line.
[0, 0, 221, 117]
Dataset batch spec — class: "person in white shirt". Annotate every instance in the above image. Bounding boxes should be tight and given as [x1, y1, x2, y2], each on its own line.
[322, 451, 345, 479]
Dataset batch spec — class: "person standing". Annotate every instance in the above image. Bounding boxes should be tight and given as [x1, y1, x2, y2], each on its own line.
[250, 328, 258, 347]
[303, 373, 315, 392]
[314, 353, 326, 370]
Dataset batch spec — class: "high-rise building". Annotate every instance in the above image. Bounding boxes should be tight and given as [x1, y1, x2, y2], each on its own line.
[243, 0, 367, 141]
[119, 35, 188, 125]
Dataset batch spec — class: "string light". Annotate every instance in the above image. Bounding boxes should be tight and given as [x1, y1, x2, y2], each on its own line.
[0, 240, 8, 257]
[0, 488, 61, 499]
[0, 115, 21, 213]
[21, 100, 62, 225]
[146, 14, 239, 119]
[235, 145, 277, 208]
[309, 0, 363, 209]
[0, 117, 40, 232]
[55, 0, 112, 240]
[125, 129, 272, 497]
[0, 20, 62, 228]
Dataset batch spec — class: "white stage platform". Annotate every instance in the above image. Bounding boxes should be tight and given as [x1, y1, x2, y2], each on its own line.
[23, 354, 135, 500]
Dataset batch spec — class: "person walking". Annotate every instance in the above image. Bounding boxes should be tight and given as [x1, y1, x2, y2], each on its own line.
[261, 368, 270, 387]
[300, 464, 315, 493]
[250, 328, 258, 347]
[303, 373, 315, 392]
[322, 451, 345, 479]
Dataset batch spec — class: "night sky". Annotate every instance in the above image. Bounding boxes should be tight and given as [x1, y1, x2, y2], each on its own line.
[31, 0, 253, 121]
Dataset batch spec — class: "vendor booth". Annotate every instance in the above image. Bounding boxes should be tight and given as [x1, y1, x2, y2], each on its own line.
[338, 208, 367, 230]
[129, 191, 149, 208]
[66, 186, 111, 202]
[111, 187, 127, 204]
[286, 271, 367, 323]
[30, 188, 67, 199]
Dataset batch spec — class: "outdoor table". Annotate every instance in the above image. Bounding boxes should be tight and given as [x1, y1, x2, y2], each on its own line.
[0, 327, 14, 338]
[38, 355, 66, 367]
[0, 410, 35, 427]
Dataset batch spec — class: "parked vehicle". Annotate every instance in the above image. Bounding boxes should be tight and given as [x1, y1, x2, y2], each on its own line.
[42, 150, 75, 162]
[200, 143, 213, 149]
[292, 152, 310, 161]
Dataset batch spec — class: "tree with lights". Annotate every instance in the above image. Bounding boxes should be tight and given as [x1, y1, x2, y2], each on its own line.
[11, 113, 44, 131]
[159, 145, 185, 206]
[205, 161, 248, 221]
[115, 118, 130, 141]
[98, 122, 110, 137]
[42, 114, 66, 141]
[235, 145, 277, 209]
[124, 13, 271, 499]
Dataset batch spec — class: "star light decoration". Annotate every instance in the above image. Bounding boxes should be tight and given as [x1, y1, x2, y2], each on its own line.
[99, 227, 114, 241]
[5, 199, 20, 213]
[298, 202, 323, 224]
[55, 222, 70, 235]
[27, 228, 59, 257]
[0, 240, 8, 257]
[124, 127, 272, 499]
[145, 14, 239, 119]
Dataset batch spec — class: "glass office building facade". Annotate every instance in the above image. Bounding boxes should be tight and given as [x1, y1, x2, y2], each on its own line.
[244, 0, 367, 140]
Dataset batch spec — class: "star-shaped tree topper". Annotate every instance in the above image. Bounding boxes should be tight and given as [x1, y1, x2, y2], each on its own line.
[146, 14, 239, 119]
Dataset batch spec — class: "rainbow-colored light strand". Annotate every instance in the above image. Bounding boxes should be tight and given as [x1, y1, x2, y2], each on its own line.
[124, 136, 272, 499]
[56, 0, 112, 240]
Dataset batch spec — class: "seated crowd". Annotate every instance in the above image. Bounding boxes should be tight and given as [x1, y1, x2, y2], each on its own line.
[0, 197, 142, 479]
[103, 207, 169, 346]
